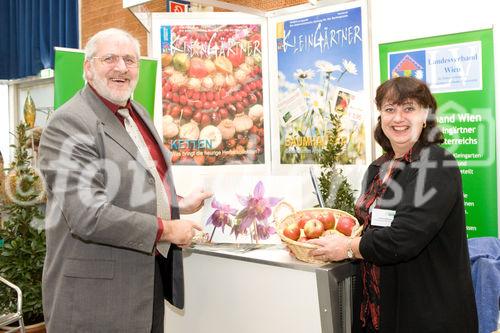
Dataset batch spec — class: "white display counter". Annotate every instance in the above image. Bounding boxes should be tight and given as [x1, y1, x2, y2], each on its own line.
[165, 244, 357, 333]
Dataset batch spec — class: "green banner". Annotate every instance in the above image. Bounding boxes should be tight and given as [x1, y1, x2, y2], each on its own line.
[134, 58, 157, 118]
[54, 48, 85, 110]
[379, 29, 497, 238]
[54, 48, 157, 118]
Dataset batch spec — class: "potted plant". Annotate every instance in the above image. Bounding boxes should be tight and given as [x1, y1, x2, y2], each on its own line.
[0, 123, 46, 332]
[316, 112, 356, 214]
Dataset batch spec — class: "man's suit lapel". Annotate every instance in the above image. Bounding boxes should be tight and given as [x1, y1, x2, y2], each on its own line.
[81, 86, 149, 170]
[81, 85, 179, 211]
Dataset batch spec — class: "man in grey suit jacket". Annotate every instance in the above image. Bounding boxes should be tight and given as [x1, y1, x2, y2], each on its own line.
[39, 28, 211, 332]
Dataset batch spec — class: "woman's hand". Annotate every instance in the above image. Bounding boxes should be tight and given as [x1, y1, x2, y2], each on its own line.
[308, 234, 350, 262]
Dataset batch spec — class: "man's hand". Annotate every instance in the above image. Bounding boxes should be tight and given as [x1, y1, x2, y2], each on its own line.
[178, 187, 213, 214]
[160, 219, 203, 247]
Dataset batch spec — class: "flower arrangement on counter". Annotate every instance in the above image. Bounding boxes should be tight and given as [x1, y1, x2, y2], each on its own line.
[205, 181, 282, 243]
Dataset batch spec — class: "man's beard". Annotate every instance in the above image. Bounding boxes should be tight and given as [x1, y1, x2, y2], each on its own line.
[90, 68, 138, 106]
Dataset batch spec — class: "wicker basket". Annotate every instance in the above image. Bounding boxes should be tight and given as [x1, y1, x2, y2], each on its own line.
[275, 204, 362, 264]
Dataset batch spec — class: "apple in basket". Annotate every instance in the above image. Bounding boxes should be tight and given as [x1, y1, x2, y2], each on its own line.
[303, 219, 325, 239]
[317, 211, 335, 230]
[283, 222, 300, 241]
[297, 213, 312, 229]
[336, 216, 357, 236]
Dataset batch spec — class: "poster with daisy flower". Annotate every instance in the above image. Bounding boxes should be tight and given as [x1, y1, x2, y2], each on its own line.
[272, 2, 370, 165]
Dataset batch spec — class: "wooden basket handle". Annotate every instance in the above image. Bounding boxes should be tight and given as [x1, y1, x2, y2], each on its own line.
[351, 224, 364, 237]
[272, 200, 295, 229]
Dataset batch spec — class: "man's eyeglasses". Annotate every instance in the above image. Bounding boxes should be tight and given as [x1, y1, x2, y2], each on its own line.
[92, 54, 138, 68]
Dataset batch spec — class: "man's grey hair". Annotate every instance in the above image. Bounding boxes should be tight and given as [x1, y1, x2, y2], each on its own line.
[84, 28, 141, 60]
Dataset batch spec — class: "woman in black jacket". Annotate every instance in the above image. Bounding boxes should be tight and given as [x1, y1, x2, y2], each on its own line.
[309, 77, 478, 332]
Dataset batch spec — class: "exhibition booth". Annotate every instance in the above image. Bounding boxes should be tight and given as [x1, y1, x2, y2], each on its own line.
[1, 0, 500, 332]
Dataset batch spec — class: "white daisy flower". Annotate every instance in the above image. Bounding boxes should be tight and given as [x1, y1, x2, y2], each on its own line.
[342, 59, 358, 75]
[309, 92, 325, 112]
[315, 60, 342, 73]
[293, 69, 315, 80]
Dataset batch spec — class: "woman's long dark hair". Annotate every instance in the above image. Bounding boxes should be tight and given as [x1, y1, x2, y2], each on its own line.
[374, 77, 444, 153]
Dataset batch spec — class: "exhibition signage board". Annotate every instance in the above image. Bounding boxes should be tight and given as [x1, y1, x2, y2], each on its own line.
[53, 48, 85, 110]
[167, 0, 190, 12]
[134, 59, 158, 118]
[270, 1, 371, 166]
[379, 29, 497, 237]
[53, 47, 158, 118]
[152, 13, 266, 167]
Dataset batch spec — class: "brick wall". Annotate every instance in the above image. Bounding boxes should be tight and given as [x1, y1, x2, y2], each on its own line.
[81, 0, 308, 55]
[81, 0, 166, 55]
[219, 0, 307, 11]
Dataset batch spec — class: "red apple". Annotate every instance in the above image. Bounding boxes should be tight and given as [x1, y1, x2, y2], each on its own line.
[317, 211, 336, 230]
[283, 222, 300, 241]
[303, 219, 325, 239]
[297, 213, 312, 229]
[336, 216, 356, 236]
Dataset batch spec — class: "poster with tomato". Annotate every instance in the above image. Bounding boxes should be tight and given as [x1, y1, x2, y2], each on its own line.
[271, 2, 370, 165]
[158, 20, 264, 166]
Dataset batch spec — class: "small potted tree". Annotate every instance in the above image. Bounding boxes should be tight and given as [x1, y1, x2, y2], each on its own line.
[0, 123, 46, 332]
[316, 112, 356, 214]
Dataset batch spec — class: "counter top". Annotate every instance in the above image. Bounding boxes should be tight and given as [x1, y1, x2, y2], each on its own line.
[187, 243, 346, 273]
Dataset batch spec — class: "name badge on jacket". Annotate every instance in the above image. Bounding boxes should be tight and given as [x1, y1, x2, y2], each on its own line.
[371, 208, 396, 227]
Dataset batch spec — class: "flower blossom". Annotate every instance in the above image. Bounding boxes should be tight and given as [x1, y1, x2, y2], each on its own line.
[315, 60, 342, 74]
[293, 69, 315, 80]
[309, 91, 325, 112]
[257, 224, 276, 240]
[232, 181, 282, 238]
[342, 59, 358, 75]
[206, 198, 237, 233]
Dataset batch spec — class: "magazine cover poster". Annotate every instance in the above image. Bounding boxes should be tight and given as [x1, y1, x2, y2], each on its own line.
[160, 23, 264, 166]
[276, 6, 366, 165]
